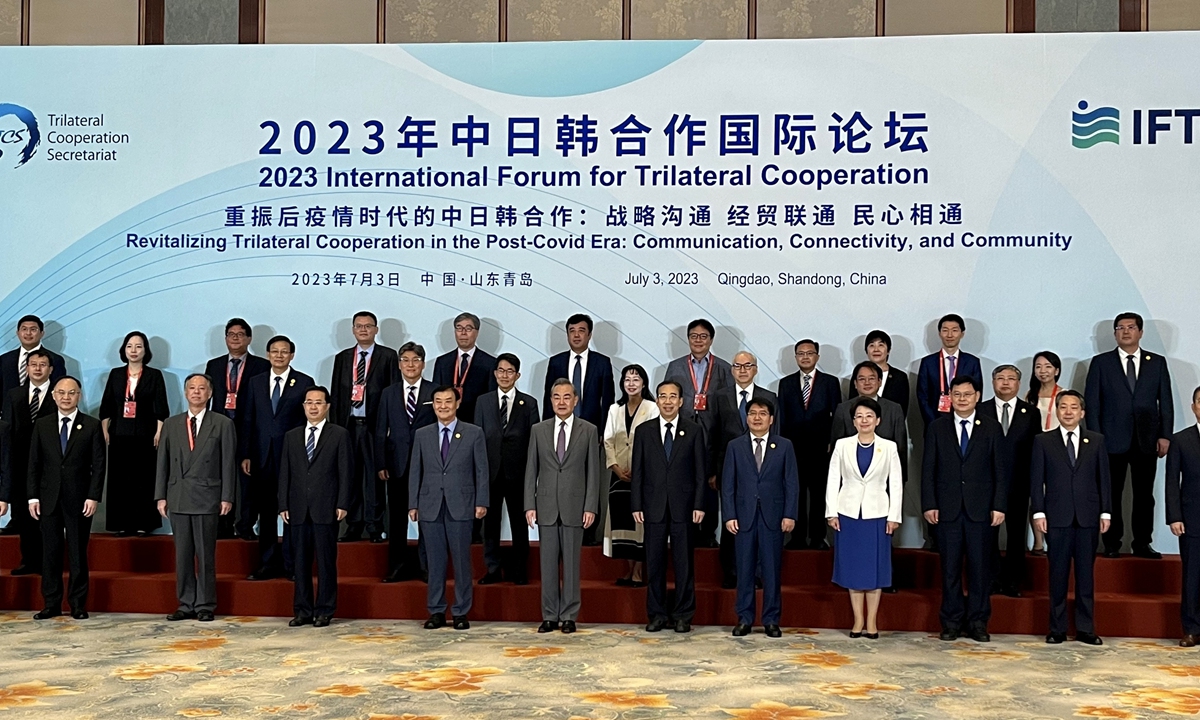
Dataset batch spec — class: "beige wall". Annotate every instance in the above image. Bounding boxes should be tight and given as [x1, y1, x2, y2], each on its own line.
[885, 0, 1007, 36]
[631, 0, 747, 40]
[29, 0, 140, 45]
[386, 0, 497, 42]
[508, 0, 622, 41]
[1148, 0, 1200, 30]
[264, 0, 378, 44]
[758, 0, 875, 39]
[0, 0, 19, 45]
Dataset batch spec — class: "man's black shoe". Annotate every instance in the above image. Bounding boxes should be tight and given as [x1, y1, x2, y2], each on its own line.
[71, 609, 88, 620]
[511, 575, 529, 586]
[808, 540, 830, 550]
[1102, 548, 1122, 558]
[289, 616, 313, 627]
[247, 567, 281, 581]
[969, 627, 991, 643]
[1046, 632, 1067, 644]
[537, 620, 559, 633]
[561, 620, 577, 634]
[383, 568, 405, 583]
[939, 628, 959, 641]
[424, 613, 447, 629]
[1075, 632, 1103, 645]
[732, 623, 751, 637]
[338, 532, 362, 543]
[1000, 585, 1022, 598]
[882, 586, 898, 594]
[313, 616, 331, 628]
[479, 570, 504, 585]
[10, 565, 40, 576]
[721, 575, 737, 589]
[646, 617, 668, 632]
[370, 534, 386, 544]
[33, 608, 61, 620]
[765, 625, 782, 638]
[166, 610, 196, 621]
[453, 616, 470, 630]
[1133, 546, 1163, 559]
[675, 620, 692, 633]
[197, 611, 215, 622]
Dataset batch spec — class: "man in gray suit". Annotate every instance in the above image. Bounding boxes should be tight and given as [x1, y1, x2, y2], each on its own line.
[525, 378, 601, 634]
[409, 385, 489, 630]
[830, 361, 909, 480]
[155, 373, 236, 622]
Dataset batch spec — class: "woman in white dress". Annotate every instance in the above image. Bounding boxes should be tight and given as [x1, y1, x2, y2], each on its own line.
[602, 364, 659, 586]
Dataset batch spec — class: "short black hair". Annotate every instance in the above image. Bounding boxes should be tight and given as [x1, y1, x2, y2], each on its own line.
[850, 396, 882, 418]
[566, 314, 593, 333]
[266, 335, 295, 354]
[864, 329, 892, 353]
[852, 360, 882, 381]
[225, 318, 251, 336]
[25, 348, 52, 364]
[16, 314, 43, 332]
[352, 311, 378, 326]
[746, 397, 775, 416]
[496, 352, 521, 372]
[119, 331, 153, 364]
[1056, 388, 1085, 410]
[432, 384, 460, 401]
[950, 375, 980, 393]
[656, 380, 683, 397]
[306, 385, 331, 403]
[1114, 312, 1144, 331]
[938, 313, 965, 332]
[454, 312, 480, 330]
[184, 373, 214, 391]
[687, 318, 715, 337]
[52, 375, 80, 391]
[1192, 386, 1200, 405]
[398, 341, 426, 360]
[794, 338, 820, 354]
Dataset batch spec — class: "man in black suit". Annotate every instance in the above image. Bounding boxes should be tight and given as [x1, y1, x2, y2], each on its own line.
[1167, 387, 1200, 647]
[1, 348, 56, 574]
[1032, 389, 1111, 645]
[476, 353, 539, 585]
[865, 329, 910, 418]
[543, 314, 614, 546]
[777, 339, 842, 549]
[711, 351, 777, 587]
[0, 314, 66, 404]
[330, 311, 400, 543]
[631, 380, 706, 633]
[432, 312, 497, 424]
[1085, 311, 1174, 559]
[279, 386, 355, 628]
[986, 364, 1042, 598]
[375, 342, 437, 582]
[922, 376, 1009, 642]
[205, 318, 270, 540]
[27, 376, 105, 619]
[239, 336, 315, 580]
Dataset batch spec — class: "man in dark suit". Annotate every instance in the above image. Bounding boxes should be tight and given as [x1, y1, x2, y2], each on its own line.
[631, 380, 706, 633]
[1031, 389, 1111, 645]
[0, 348, 56, 574]
[922, 376, 1009, 642]
[1085, 311, 1174, 559]
[204, 318, 270, 540]
[916, 314, 984, 428]
[710, 351, 777, 587]
[27, 376, 105, 619]
[664, 318, 732, 549]
[776, 339, 841, 549]
[239, 336, 314, 580]
[432, 312, 497, 424]
[375, 342, 437, 582]
[155, 374, 237, 622]
[543, 314, 614, 546]
[0, 314, 66, 404]
[865, 329, 910, 417]
[986, 364, 1042, 598]
[475, 353, 538, 585]
[279, 386, 355, 628]
[330, 311, 400, 543]
[722, 397, 799, 637]
[830, 361, 908, 473]
[1166, 387, 1200, 647]
[409, 386, 489, 630]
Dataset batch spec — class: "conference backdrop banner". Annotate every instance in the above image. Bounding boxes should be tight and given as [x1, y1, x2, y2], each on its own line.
[1, 32, 1196, 547]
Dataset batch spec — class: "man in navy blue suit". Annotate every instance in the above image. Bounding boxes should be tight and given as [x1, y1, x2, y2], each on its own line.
[722, 397, 799, 638]
[1085, 311, 1174, 559]
[1166, 387, 1200, 647]
[543, 314, 614, 546]
[238, 335, 314, 580]
[1031, 390, 1111, 645]
[0, 315, 66, 405]
[916, 314, 984, 428]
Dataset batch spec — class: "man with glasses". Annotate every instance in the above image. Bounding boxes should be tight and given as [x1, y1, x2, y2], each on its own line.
[0, 314, 65, 403]
[204, 318, 269, 540]
[664, 319, 732, 548]
[330, 311, 400, 543]
[433, 312, 497, 423]
[1, 348, 57, 574]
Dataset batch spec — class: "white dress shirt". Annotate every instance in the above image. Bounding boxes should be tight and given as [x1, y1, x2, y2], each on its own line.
[28, 379, 50, 411]
[270, 366, 292, 389]
[659, 414, 681, 443]
[734, 382, 756, 404]
[570, 349, 590, 386]
[995, 397, 1017, 425]
[188, 408, 206, 432]
[555, 414, 575, 449]
[498, 388, 516, 423]
[1120, 347, 1142, 379]
[306, 418, 328, 447]
[953, 411, 976, 440]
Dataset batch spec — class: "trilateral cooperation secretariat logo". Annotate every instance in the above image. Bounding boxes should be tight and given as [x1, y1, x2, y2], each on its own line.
[1072, 101, 1120, 149]
[0, 103, 40, 168]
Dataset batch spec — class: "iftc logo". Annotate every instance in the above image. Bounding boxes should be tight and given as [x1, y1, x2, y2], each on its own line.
[0, 103, 40, 168]
[1072, 101, 1119, 149]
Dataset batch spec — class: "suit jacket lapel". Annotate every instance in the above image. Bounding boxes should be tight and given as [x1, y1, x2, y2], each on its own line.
[309, 426, 329, 465]
[444, 426, 464, 467]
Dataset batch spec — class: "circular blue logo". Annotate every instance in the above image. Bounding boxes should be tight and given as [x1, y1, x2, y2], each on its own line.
[0, 104, 41, 168]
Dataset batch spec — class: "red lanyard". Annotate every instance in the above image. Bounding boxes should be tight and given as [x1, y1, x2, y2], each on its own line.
[687, 354, 714, 396]
[188, 414, 197, 451]
[453, 351, 473, 390]
[939, 350, 956, 395]
[352, 349, 373, 386]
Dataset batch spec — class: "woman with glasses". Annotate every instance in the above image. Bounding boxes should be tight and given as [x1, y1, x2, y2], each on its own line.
[602, 364, 659, 587]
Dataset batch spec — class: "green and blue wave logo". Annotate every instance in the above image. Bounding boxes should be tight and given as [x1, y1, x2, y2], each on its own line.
[1072, 101, 1119, 149]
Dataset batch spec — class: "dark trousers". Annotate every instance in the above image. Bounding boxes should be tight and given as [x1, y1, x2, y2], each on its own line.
[292, 519, 338, 618]
[995, 477, 1030, 590]
[1047, 523, 1099, 635]
[1182, 534, 1200, 635]
[252, 465, 291, 573]
[794, 454, 831, 546]
[1104, 448, 1158, 551]
[344, 420, 384, 536]
[420, 499, 474, 617]
[482, 471, 529, 580]
[734, 505, 783, 626]
[8, 482, 42, 570]
[170, 512, 219, 614]
[720, 512, 737, 581]
[39, 504, 92, 611]
[386, 471, 425, 576]
[644, 518, 696, 622]
[235, 466, 254, 537]
[936, 514, 994, 631]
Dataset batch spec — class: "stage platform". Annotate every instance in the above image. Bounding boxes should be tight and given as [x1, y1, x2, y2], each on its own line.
[0, 535, 1184, 638]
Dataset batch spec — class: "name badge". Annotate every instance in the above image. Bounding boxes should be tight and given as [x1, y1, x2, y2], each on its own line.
[351, 384, 366, 403]
[123, 401, 137, 419]
[225, 393, 237, 410]
[693, 393, 708, 412]
[937, 394, 952, 413]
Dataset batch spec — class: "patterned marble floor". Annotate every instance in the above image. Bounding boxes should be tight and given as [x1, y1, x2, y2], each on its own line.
[1, 611, 1198, 718]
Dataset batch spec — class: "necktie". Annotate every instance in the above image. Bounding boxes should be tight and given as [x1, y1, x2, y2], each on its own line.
[271, 376, 282, 414]
[959, 419, 969, 457]
[189, 415, 198, 450]
[739, 390, 748, 430]
[802, 374, 812, 408]
[556, 421, 567, 463]
[18, 351, 28, 385]
[59, 416, 69, 454]
[307, 426, 317, 461]
[1066, 431, 1077, 467]
[664, 421, 674, 460]
[946, 355, 957, 386]
[500, 394, 509, 429]
[458, 353, 470, 381]
[1126, 354, 1137, 393]
[572, 355, 583, 417]
[406, 385, 417, 422]
[230, 357, 241, 389]
[352, 351, 367, 408]
[754, 437, 764, 471]
[441, 426, 450, 464]
[29, 386, 40, 421]
[1001, 402, 1010, 436]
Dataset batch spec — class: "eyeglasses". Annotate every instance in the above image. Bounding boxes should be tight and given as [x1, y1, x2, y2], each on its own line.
[731, 363, 757, 370]
[1115, 324, 1139, 332]
[495, 368, 517, 376]
[454, 325, 477, 333]
[687, 333, 711, 341]
[352, 323, 376, 331]
[795, 351, 818, 357]
[225, 331, 248, 339]
[399, 357, 423, 364]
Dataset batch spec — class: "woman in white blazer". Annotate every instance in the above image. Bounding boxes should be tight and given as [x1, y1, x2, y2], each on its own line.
[825, 396, 903, 638]
[602, 364, 659, 586]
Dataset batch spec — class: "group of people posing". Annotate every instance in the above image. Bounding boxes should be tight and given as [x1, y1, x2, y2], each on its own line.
[0, 310, 1194, 646]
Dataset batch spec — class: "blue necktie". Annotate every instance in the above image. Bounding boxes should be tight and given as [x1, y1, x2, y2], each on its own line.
[306, 426, 316, 461]
[959, 419, 969, 457]
[59, 416, 69, 455]
[664, 421, 674, 461]
[572, 355, 583, 417]
[1067, 431, 1076, 467]
[441, 427, 450, 464]
[738, 390, 748, 430]
[271, 376, 282, 414]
